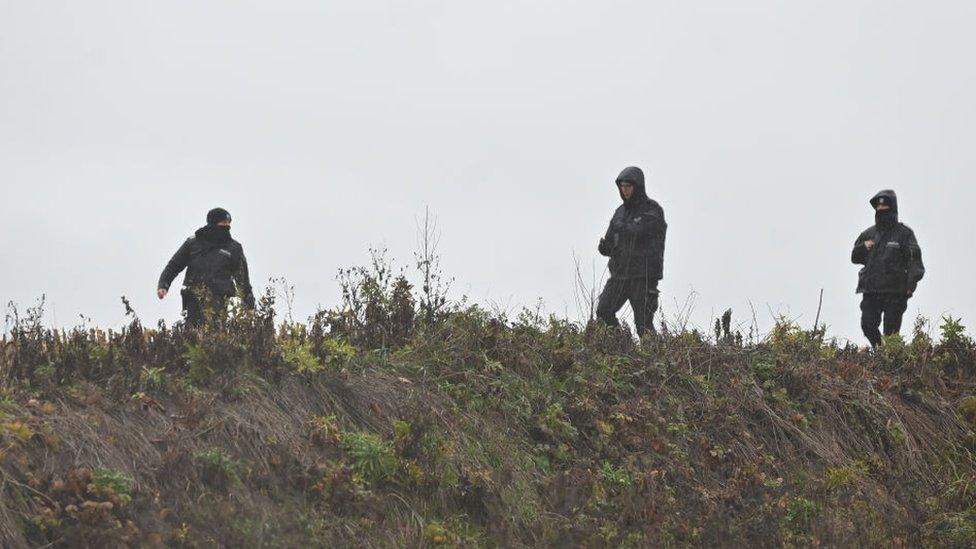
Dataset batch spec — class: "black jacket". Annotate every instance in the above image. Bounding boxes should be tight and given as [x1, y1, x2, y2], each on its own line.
[158, 225, 255, 306]
[851, 190, 924, 295]
[598, 167, 667, 280]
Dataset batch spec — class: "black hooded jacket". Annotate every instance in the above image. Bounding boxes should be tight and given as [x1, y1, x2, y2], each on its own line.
[598, 167, 667, 280]
[158, 225, 255, 306]
[851, 190, 925, 295]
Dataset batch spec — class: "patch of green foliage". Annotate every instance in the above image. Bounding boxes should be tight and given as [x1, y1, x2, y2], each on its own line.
[751, 352, 777, 383]
[322, 337, 357, 369]
[423, 517, 484, 546]
[89, 467, 133, 506]
[537, 403, 578, 441]
[140, 366, 166, 390]
[183, 343, 212, 386]
[281, 339, 323, 374]
[599, 461, 633, 489]
[824, 462, 867, 491]
[195, 448, 248, 487]
[341, 431, 398, 488]
[941, 316, 969, 347]
[311, 414, 342, 444]
[783, 496, 820, 535]
[880, 334, 911, 365]
[88, 344, 110, 367]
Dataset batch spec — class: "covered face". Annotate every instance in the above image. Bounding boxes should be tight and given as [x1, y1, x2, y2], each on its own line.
[869, 190, 898, 213]
[869, 190, 899, 228]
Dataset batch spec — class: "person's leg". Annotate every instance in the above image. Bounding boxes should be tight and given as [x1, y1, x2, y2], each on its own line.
[860, 294, 883, 347]
[882, 295, 909, 337]
[198, 290, 231, 326]
[202, 293, 227, 327]
[181, 289, 204, 327]
[629, 279, 660, 336]
[646, 281, 660, 334]
[596, 279, 630, 328]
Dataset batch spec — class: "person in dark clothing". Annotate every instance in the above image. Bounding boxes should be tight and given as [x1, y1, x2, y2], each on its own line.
[596, 166, 667, 336]
[157, 208, 255, 326]
[851, 190, 925, 347]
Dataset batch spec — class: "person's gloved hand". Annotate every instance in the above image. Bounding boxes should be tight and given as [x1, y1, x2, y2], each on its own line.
[598, 238, 614, 257]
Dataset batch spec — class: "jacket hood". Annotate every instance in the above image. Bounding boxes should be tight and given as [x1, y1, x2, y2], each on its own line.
[869, 189, 898, 214]
[206, 207, 232, 226]
[195, 225, 233, 246]
[615, 166, 649, 204]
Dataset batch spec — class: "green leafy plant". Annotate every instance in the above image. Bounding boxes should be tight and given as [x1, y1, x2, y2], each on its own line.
[281, 339, 323, 374]
[195, 448, 247, 487]
[940, 316, 969, 347]
[599, 461, 633, 489]
[824, 464, 866, 491]
[424, 521, 451, 545]
[537, 403, 578, 441]
[341, 431, 398, 487]
[783, 497, 820, 535]
[90, 467, 134, 505]
[88, 344, 110, 367]
[322, 337, 357, 368]
[422, 517, 483, 546]
[880, 334, 911, 365]
[751, 352, 777, 383]
[311, 414, 342, 444]
[140, 366, 166, 389]
[183, 343, 212, 386]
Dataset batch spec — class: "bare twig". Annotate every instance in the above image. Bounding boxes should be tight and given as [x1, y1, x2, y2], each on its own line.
[814, 288, 824, 331]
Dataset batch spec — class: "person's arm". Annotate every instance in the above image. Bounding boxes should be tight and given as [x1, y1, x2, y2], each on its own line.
[235, 248, 256, 308]
[654, 214, 667, 278]
[599, 208, 625, 257]
[851, 232, 872, 265]
[906, 231, 925, 294]
[158, 239, 192, 296]
[598, 220, 616, 256]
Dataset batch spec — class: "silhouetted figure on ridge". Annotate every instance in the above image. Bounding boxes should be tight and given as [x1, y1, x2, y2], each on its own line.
[596, 166, 667, 336]
[157, 208, 254, 326]
[851, 190, 925, 347]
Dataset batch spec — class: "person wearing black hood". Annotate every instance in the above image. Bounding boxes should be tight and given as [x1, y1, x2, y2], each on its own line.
[596, 166, 667, 336]
[157, 208, 255, 326]
[851, 190, 925, 347]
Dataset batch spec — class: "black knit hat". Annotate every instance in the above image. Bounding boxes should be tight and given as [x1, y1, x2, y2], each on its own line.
[206, 207, 232, 225]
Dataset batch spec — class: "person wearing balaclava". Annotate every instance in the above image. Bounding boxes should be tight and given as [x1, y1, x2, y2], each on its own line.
[157, 207, 255, 326]
[596, 166, 668, 337]
[851, 190, 925, 347]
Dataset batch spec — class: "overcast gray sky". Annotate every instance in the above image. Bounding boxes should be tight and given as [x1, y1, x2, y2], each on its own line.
[1, 1, 973, 342]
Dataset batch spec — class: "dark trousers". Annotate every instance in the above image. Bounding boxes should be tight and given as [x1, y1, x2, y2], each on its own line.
[597, 278, 660, 336]
[181, 288, 227, 327]
[860, 293, 909, 347]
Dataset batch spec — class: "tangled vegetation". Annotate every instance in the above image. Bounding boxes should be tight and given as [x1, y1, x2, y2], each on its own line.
[1, 252, 975, 547]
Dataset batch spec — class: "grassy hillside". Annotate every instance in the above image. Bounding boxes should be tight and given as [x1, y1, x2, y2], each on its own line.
[1, 264, 975, 547]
